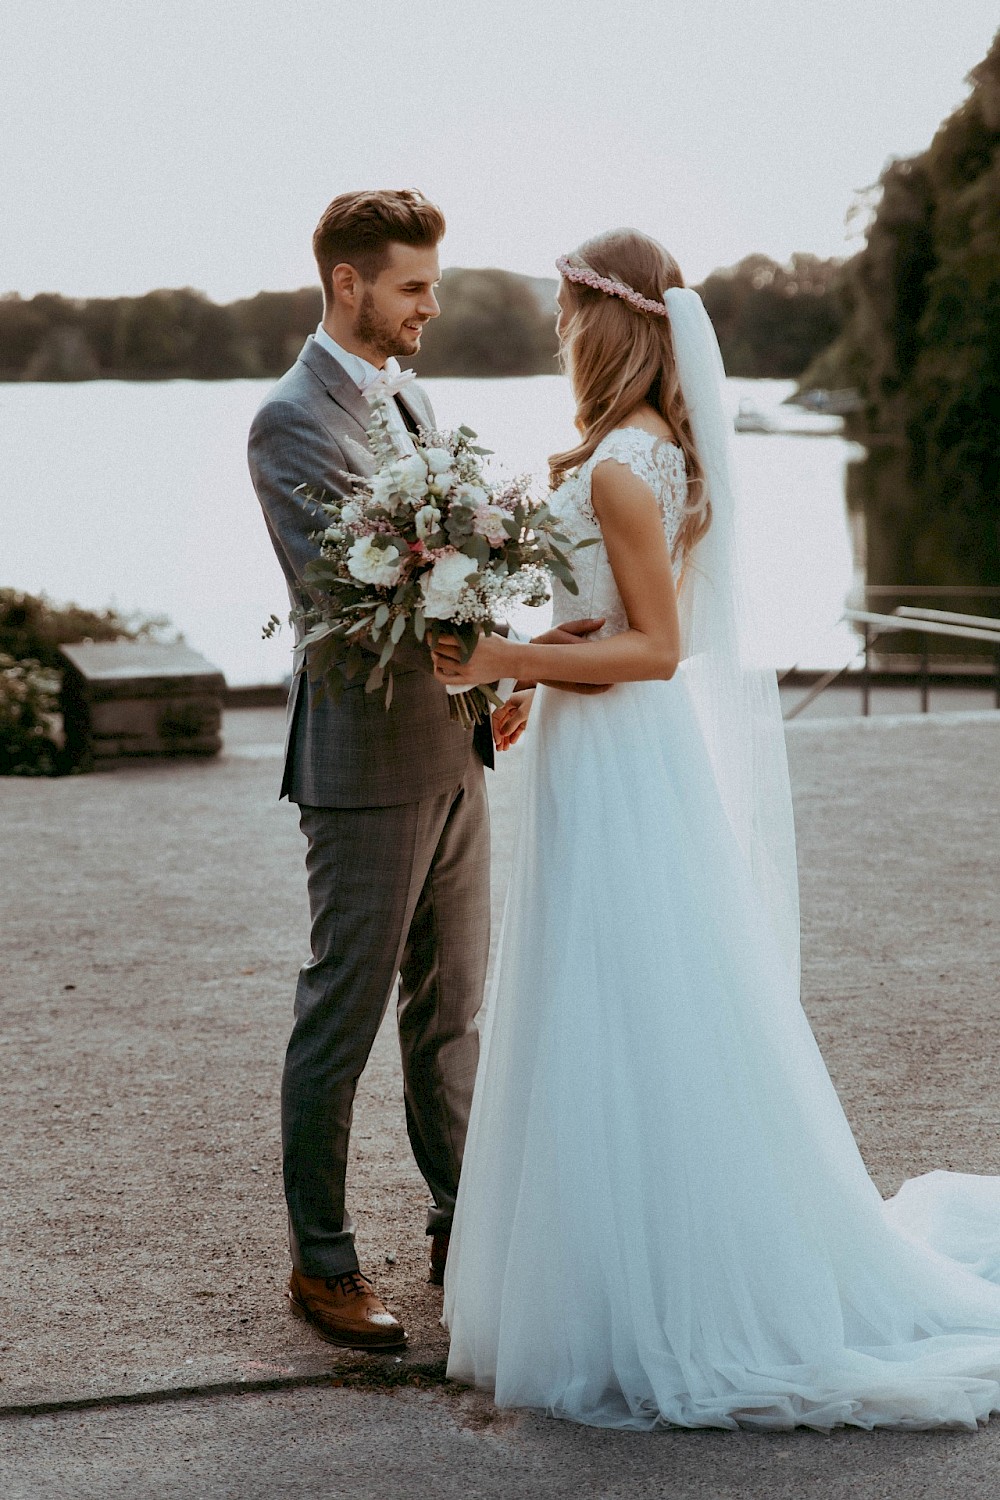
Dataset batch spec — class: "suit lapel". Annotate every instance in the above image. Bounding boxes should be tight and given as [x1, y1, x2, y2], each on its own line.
[298, 336, 372, 435]
[395, 387, 425, 436]
[298, 335, 434, 442]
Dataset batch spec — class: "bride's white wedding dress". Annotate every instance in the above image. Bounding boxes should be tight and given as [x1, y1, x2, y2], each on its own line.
[443, 424, 1000, 1432]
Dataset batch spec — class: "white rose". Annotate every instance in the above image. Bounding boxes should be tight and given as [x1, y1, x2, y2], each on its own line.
[423, 447, 453, 474]
[472, 503, 509, 548]
[430, 469, 455, 497]
[369, 455, 427, 507]
[454, 483, 489, 508]
[346, 536, 404, 588]
[369, 473, 396, 507]
[392, 453, 429, 495]
[415, 504, 442, 541]
[420, 551, 479, 620]
[339, 500, 362, 526]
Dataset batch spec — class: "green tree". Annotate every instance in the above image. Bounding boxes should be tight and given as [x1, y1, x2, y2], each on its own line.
[841, 30, 1000, 589]
[411, 268, 558, 377]
[696, 254, 848, 377]
[229, 288, 323, 376]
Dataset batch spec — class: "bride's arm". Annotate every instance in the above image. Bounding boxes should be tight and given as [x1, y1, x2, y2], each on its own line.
[433, 461, 681, 687]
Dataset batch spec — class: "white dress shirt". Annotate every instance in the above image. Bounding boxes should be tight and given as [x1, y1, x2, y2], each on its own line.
[313, 324, 417, 456]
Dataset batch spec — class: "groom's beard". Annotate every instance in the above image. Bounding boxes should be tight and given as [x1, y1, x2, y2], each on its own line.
[354, 289, 422, 361]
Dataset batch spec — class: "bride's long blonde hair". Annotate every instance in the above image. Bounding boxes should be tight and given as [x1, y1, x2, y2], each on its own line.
[550, 229, 711, 564]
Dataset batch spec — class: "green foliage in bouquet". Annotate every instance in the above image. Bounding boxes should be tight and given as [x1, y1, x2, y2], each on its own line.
[268, 395, 596, 727]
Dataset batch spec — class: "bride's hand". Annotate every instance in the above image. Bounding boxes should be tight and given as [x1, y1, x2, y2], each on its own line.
[492, 690, 534, 751]
[431, 631, 514, 687]
[529, 618, 613, 695]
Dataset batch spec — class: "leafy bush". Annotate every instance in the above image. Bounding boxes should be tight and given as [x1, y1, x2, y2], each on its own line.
[0, 589, 171, 670]
[0, 590, 174, 775]
[0, 654, 63, 776]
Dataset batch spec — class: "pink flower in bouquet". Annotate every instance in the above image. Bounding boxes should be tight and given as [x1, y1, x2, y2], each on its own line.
[472, 502, 509, 548]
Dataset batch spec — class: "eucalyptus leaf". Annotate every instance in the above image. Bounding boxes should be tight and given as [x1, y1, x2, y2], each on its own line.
[308, 636, 343, 689]
[455, 623, 479, 662]
[460, 535, 490, 565]
[302, 559, 342, 585]
[390, 613, 406, 643]
[300, 622, 337, 647]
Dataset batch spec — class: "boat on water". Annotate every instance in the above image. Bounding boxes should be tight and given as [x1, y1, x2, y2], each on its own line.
[734, 399, 778, 433]
[734, 397, 844, 437]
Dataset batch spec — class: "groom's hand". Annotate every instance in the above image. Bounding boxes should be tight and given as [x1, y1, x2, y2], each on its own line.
[527, 618, 613, 695]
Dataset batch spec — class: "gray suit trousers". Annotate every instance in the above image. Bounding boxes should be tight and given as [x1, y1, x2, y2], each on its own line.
[282, 759, 490, 1277]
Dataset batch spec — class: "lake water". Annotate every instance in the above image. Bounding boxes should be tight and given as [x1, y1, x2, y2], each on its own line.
[0, 375, 862, 685]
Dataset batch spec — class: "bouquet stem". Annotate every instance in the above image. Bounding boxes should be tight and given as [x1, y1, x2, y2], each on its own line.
[447, 685, 501, 729]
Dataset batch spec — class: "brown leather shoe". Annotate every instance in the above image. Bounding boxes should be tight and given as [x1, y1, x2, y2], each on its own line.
[428, 1231, 450, 1286]
[287, 1268, 407, 1350]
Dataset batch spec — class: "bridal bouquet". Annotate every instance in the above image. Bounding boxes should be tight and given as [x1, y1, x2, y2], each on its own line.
[269, 392, 591, 728]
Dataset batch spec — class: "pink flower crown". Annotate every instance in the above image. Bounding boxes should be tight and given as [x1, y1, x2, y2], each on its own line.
[556, 256, 670, 320]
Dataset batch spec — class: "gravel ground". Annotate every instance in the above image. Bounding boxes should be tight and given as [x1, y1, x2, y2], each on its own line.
[1, 707, 998, 1496]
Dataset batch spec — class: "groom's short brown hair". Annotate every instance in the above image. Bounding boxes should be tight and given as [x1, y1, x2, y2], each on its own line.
[313, 190, 446, 299]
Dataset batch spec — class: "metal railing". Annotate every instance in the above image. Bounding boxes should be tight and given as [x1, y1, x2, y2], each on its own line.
[782, 601, 1000, 721]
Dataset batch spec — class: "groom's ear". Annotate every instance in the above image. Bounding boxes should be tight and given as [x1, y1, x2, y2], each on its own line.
[330, 262, 363, 308]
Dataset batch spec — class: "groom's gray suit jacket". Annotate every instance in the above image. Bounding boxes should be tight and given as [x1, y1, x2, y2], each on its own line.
[248, 336, 483, 807]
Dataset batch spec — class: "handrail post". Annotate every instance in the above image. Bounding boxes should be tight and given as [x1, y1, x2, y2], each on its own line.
[921, 646, 929, 713]
[862, 625, 871, 717]
[995, 645, 1000, 710]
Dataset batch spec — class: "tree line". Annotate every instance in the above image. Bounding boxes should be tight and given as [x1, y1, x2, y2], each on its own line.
[0, 258, 848, 384]
[813, 30, 1000, 592]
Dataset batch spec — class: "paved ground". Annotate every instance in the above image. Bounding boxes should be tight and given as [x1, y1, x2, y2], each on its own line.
[778, 678, 999, 719]
[7, 1383, 1000, 1500]
[1, 706, 999, 1497]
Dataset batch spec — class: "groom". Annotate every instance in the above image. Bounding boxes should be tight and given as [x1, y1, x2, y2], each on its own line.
[248, 189, 599, 1350]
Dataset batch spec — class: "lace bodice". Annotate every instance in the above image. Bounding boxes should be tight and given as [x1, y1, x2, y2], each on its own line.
[548, 427, 687, 637]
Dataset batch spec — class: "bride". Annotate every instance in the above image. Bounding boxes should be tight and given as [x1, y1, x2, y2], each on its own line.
[430, 228, 1000, 1432]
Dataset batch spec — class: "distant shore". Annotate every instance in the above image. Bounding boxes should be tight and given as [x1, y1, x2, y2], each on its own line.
[0, 254, 846, 384]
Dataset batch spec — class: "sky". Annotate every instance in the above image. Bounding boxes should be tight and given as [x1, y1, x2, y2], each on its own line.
[2, 0, 997, 303]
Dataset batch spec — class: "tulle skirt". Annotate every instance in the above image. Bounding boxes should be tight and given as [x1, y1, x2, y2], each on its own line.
[443, 675, 1000, 1430]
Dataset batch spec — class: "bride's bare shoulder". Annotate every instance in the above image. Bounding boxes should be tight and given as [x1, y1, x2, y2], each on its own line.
[613, 403, 679, 446]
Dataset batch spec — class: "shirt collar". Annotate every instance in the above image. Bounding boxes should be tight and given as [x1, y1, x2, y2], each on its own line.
[313, 324, 400, 391]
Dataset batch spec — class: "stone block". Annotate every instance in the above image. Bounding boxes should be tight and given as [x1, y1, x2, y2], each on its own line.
[59, 641, 226, 768]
